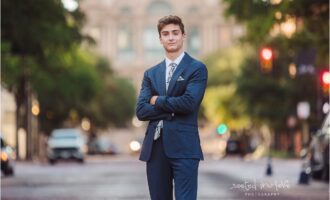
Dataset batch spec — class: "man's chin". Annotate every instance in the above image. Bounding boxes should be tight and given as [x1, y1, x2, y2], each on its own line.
[165, 47, 180, 53]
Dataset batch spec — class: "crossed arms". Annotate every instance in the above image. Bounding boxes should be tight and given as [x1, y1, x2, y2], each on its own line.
[136, 65, 207, 121]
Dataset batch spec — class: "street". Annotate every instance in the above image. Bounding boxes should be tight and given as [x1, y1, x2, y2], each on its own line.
[1, 156, 329, 200]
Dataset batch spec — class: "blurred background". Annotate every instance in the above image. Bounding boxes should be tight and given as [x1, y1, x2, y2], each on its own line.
[1, 0, 329, 199]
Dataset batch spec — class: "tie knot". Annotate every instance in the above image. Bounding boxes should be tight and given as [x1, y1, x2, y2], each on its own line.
[169, 63, 177, 68]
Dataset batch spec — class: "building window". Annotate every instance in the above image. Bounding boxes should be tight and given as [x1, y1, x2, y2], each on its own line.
[143, 27, 163, 60]
[187, 6, 199, 15]
[147, 1, 173, 15]
[187, 26, 200, 55]
[117, 25, 133, 59]
[120, 6, 132, 16]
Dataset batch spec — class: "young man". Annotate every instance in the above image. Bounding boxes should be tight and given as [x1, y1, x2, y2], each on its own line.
[136, 15, 208, 200]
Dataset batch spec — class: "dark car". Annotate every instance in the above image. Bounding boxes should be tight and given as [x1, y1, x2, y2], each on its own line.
[225, 133, 243, 155]
[1, 137, 15, 176]
[88, 137, 118, 155]
[226, 139, 241, 154]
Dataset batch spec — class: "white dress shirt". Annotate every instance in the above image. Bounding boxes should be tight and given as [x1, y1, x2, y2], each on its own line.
[154, 52, 185, 140]
[165, 51, 185, 87]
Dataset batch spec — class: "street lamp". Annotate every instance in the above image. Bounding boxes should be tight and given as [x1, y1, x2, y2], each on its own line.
[288, 63, 297, 79]
[280, 17, 296, 38]
[61, 0, 78, 11]
[270, 0, 282, 5]
[31, 99, 40, 116]
[81, 118, 91, 131]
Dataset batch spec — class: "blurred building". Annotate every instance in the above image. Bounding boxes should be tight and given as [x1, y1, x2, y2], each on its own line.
[1, 86, 40, 160]
[1, 86, 16, 147]
[80, 0, 243, 84]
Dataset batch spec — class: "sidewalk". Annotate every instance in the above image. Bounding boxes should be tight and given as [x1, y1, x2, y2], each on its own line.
[201, 156, 329, 200]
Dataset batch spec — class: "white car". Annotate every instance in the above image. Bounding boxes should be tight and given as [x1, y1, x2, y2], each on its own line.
[47, 128, 87, 164]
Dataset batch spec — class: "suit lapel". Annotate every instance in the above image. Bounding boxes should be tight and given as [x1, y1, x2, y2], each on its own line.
[157, 60, 166, 96]
[167, 53, 191, 95]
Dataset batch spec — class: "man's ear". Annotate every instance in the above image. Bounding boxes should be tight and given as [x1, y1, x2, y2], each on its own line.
[182, 33, 187, 41]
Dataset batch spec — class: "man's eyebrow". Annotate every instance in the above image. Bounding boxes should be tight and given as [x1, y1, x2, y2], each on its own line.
[161, 29, 180, 34]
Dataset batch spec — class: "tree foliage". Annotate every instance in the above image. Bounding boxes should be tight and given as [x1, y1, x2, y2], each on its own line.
[80, 57, 136, 129]
[2, 0, 87, 135]
[202, 46, 251, 130]
[2, 0, 136, 136]
[223, 0, 329, 65]
[33, 48, 101, 133]
[221, 0, 328, 130]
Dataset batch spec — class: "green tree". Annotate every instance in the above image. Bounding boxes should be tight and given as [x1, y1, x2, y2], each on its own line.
[2, 0, 86, 159]
[202, 46, 251, 130]
[80, 57, 136, 130]
[222, 0, 328, 129]
[220, 0, 328, 155]
[33, 48, 101, 134]
[223, 0, 329, 65]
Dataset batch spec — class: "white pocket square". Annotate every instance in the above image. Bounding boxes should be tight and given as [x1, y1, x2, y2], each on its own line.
[177, 76, 185, 81]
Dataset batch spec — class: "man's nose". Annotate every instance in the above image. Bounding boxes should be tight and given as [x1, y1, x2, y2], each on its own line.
[169, 34, 174, 40]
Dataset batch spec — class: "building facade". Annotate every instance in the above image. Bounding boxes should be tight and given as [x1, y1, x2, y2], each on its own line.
[1, 86, 16, 147]
[80, 0, 243, 84]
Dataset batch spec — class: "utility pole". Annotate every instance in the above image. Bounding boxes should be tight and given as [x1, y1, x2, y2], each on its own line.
[26, 79, 33, 160]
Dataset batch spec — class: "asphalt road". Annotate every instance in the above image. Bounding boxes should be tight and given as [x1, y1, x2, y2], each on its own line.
[1, 155, 329, 200]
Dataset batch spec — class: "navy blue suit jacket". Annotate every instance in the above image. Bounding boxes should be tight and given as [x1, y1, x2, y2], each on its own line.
[136, 53, 207, 162]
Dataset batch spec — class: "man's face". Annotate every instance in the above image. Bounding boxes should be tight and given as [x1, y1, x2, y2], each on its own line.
[159, 24, 186, 53]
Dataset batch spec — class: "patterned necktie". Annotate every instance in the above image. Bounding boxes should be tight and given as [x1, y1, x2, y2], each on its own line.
[166, 63, 177, 92]
[154, 62, 178, 140]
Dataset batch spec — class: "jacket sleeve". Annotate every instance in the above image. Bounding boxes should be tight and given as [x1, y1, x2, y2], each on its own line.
[154, 64, 208, 114]
[136, 71, 172, 121]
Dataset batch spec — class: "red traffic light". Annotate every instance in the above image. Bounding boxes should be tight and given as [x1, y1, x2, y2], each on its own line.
[259, 47, 273, 73]
[320, 70, 330, 96]
[260, 48, 273, 60]
[321, 71, 330, 85]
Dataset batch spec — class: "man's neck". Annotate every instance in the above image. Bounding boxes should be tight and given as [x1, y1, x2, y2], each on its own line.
[165, 50, 184, 61]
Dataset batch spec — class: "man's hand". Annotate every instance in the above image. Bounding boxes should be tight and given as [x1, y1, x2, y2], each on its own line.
[149, 96, 158, 105]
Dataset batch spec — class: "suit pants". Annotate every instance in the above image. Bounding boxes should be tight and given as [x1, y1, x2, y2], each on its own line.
[146, 133, 200, 200]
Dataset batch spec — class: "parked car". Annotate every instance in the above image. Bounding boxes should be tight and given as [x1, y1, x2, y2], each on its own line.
[226, 139, 241, 154]
[47, 128, 87, 164]
[88, 137, 118, 155]
[225, 133, 243, 155]
[1, 136, 15, 176]
[308, 114, 329, 181]
[301, 114, 329, 182]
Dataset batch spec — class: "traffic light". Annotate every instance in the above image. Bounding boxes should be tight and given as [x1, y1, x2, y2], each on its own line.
[217, 124, 228, 135]
[320, 70, 330, 95]
[319, 70, 330, 116]
[260, 47, 273, 73]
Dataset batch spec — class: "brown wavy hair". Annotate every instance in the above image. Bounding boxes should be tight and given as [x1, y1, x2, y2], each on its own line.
[157, 15, 185, 37]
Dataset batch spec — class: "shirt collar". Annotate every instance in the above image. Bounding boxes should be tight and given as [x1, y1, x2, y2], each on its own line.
[165, 51, 185, 67]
